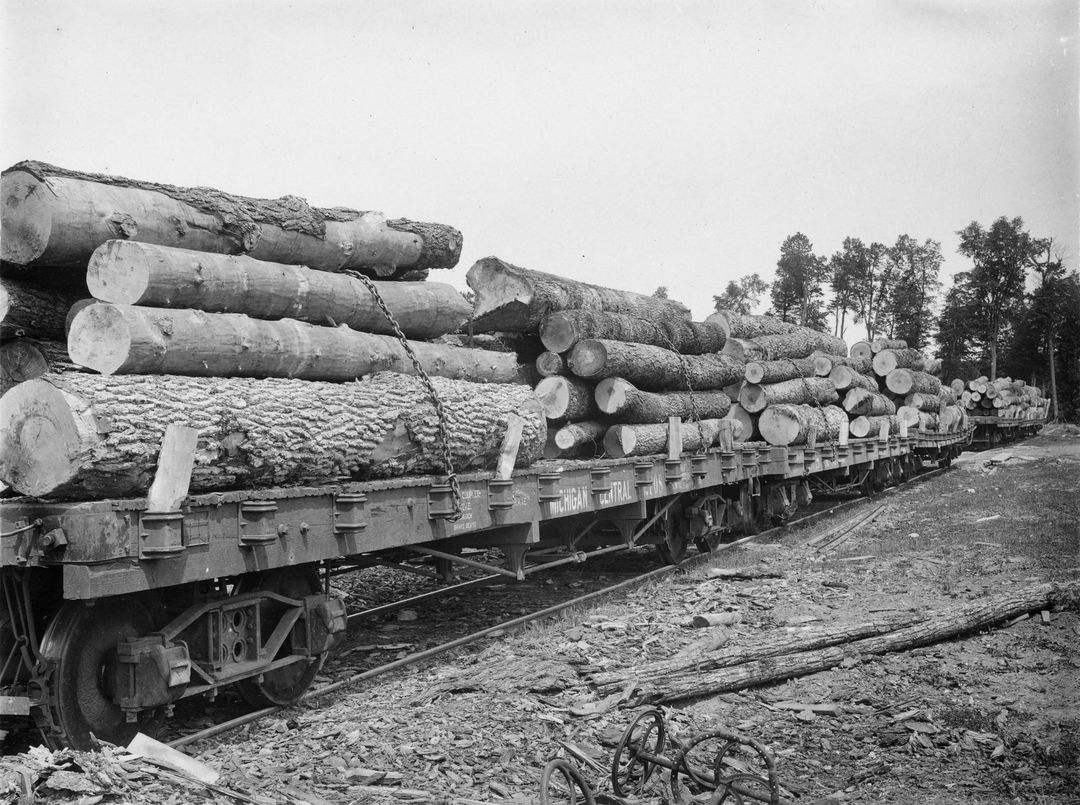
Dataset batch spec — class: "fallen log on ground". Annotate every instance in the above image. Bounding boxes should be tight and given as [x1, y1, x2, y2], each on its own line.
[568, 339, 745, 391]
[594, 378, 731, 423]
[68, 303, 531, 385]
[757, 404, 847, 446]
[86, 240, 471, 338]
[603, 419, 730, 458]
[743, 357, 818, 384]
[539, 310, 724, 354]
[1, 276, 79, 341]
[0, 372, 546, 498]
[534, 376, 598, 421]
[705, 311, 798, 340]
[1, 161, 462, 275]
[466, 257, 690, 333]
[640, 581, 1078, 703]
[738, 377, 838, 413]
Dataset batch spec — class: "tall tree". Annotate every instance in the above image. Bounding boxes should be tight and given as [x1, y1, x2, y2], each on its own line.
[713, 273, 768, 314]
[838, 239, 890, 340]
[885, 235, 943, 348]
[769, 233, 828, 328]
[827, 241, 862, 338]
[1027, 239, 1068, 420]
[955, 217, 1035, 379]
[935, 279, 982, 381]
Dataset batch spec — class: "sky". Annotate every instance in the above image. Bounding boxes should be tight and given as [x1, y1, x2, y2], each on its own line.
[1, 0, 1076, 324]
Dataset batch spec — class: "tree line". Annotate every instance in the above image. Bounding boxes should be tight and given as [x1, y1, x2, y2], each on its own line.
[713, 218, 1079, 421]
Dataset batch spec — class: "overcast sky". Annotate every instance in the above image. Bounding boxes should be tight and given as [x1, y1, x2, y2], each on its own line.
[2, 0, 1076, 322]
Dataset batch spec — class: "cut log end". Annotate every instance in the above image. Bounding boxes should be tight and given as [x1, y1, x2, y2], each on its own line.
[757, 407, 801, 446]
[603, 426, 636, 459]
[0, 171, 52, 265]
[566, 339, 607, 379]
[850, 342, 872, 361]
[67, 303, 133, 375]
[744, 362, 765, 384]
[538, 312, 578, 354]
[738, 383, 768, 413]
[593, 377, 632, 415]
[86, 240, 152, 304]
[535, 351, 566, 377]
[0, 379, 83, 496]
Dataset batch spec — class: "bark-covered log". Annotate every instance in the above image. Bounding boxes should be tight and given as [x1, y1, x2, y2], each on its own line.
[744, 330, 848, 361]
[68, 303, 531, 385]
[871, 337, 907, 353]
[872, 347, 926, 376]
[885, 368, 942, 396]
[594, 378, 731, 424]
[721, 337, 766, 362]
[539, 310, 724, 355]
[849, 414, 900, 438]
[0, 372, 546, 499]
[849, 341, 872, 361]
[704, 311, 798, 340]
[534, 376, 598, 421]
[738, 377, 838, 414]
[86, 240, 470, 338]
[828, 365, 878, 392]
[743, 357, 818, 384]
[466, 257, 690, 333]
[553, 420, 607, 452]
[950, 378, 966, 395]
[938, 387, 958, 406]
[535, 351, 567, 377]
[904, 392, 944, 413]
[1, 161, 462, 275]
[814, 352, 873, 377]
[897, 406, 940, 430]
[568, 339, 744, 391]
[1, 276, 79, 341]
[757, 404, 847, 446]
[842, 388, 897, 416]
[603, 418, 729, 458]
[0, 339, 50, 395]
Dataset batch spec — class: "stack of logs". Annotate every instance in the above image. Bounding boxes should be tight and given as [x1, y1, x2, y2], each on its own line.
[955, 376, 1048, 420]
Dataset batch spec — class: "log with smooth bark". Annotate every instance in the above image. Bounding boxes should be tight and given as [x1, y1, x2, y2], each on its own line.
[757, 404, 847, 446]
[553, 420, 608, 452]
[885, 368, 942, 396]
[534, 376, 598, 421]
[68, 303, 531, 385]
[842, 388, 897, 416]
[603, 418, 729, 458]
[904, 392, 944, 413]
[642, 582, 1078, 703]
[738, 377, 838, 414]
[872, 347, 926, 376]
[849, 415, 900, 438]
[568, 339, 745, 391]
[539, 310, 724, 355]
[1, 276, 78, 341]
[0, 372, 546, 499]
[594, 378, 731, 424]
[86, 240, 471, 338]
[535, 351, 567, 377]
[828, 365, 878, 392]
[704, 311, 798, 340]
[870, 337, 907, 353]
[1, 161, 462, 274]
[466, 257, 690, 333]
[743, 357, 818, 384]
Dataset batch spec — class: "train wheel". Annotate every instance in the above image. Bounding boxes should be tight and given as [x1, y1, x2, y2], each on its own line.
[38, 597, 162, 749]
[859, 469, 877, 498]
[234, 567, 326, 707]
[654, 508, 689, 565]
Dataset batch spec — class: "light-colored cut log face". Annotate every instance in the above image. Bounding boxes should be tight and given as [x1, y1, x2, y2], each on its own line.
[0, 380, 81, 496]
[86, 240, 151, 304]
[594, 377, 630, 414]
[567, 340, 607, 378]
[67, 303, 132, 374]
[538, 313, 577, 354]
[1, 172, 52, 265]
[758, 407, 799, 445]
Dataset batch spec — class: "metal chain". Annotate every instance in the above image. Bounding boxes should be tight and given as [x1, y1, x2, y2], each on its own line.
[343, 270, 463, 521]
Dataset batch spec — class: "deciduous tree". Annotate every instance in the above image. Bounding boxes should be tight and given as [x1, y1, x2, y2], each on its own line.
[713, 273, 768, 314]
[769, 233, 828, 329]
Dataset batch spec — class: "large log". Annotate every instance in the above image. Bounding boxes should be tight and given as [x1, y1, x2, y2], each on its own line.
[872, 347, 926, 376]
[1, 276, 79, 341]
[813, 352, 873, 377]
[841, 388, 897, 416]
[743, 357, 817, 384]
[539, 310, 725, 355]
[535, 351, 567, 377]
[552, 420, 608, 452]
[904, 392, 944, 413]
[849, 414, 900, 438]
[1, 161, 461, 275]
[737, 329, 848, 362]
[704, 311, 798, 340]
[67, 303, 531, 385]
[534, 376, 598, 421]
[849, 341, 872, 361]
[897, 406, 940, 430]
[828, 365, 877, 392]
[0, 372, 546, 499]
[724, 403, 756, 443]
[86, 240, 471, 339]
[870, 337, 907, 353]
[1, 339, 52, 394]
[466, 257, 690, 333]
[567, 339, 744, 391]
[738, 377, 838, 414]
[603, 419, 729, 458]
[720, 337, 766, 362]
[885, 368, 942, 396]
[757, 404, 847, 446]
[594, 378, 731, 424]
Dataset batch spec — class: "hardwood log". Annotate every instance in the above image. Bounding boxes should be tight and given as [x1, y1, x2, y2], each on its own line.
[603, 418, 729, 458]
[0, 339, 50, 395]
[849, 341, 872, 361]
[904, 392, 944, 413]
[539, 310, 724, 355]
[748, 330, 847, 361]
[724, 403, 756, 443]
[1, 161, 461, 275]
[0, 372, 546, 499]
[849, 415, 900, 438]
[86, 240, 470, 338]
[594, 378, 731, 424]
[466, 257, 689, 333]
[721, 337, 766, 362]
[870, 337, 907, 353]
[553, 420, 608, 452]
[68, 303, 531, 385]
[535, 351, 567, 377]
[842, 388, 897, 416]
[534, 376, 598, 421]
[743, 357, 817, 384]
[872, 347, 926, 376]
[828, 365, 878, 392]
[738, 377, 838, 414]
[950, 378, 966, 395]
[567, 339, 744, 391]
[885, 368, 942, 396]
[897, 406, 939, 430]
[704, 311, 798, 340]
[814, 352, 873, 377]
[757, 404, 847, 446]
[1, 276, 78, 341]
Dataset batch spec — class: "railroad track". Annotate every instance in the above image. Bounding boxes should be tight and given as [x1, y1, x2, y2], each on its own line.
[166, 463, 950, 751]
